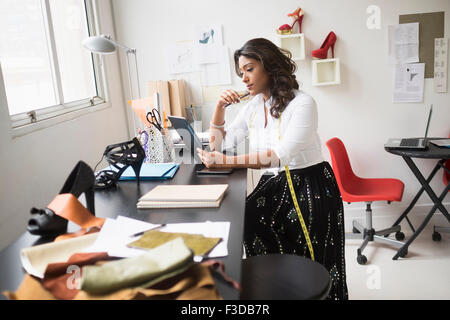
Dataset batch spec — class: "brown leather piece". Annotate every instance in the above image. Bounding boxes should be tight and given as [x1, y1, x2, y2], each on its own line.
[4, 263, 222, 300]
[42, 252, 111, 300]
[48, 194, 105, 229]
[46, 194, 105, 242]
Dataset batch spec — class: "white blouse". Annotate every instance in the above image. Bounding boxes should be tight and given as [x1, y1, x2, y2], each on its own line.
[221, 89, 324, 173]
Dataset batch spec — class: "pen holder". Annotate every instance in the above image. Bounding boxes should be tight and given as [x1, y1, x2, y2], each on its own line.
[185, 105, 202, 125]
[139, 126, 175, 163]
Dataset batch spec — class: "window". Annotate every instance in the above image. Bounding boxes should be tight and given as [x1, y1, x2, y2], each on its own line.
[0, 0, 105, 128]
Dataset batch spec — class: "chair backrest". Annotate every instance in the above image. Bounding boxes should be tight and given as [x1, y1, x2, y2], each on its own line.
[325, 138, 359, 195]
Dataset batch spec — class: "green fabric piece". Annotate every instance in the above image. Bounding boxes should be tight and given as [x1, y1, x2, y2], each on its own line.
[81, 238, 193, 295]
[128, 230, 222, 256]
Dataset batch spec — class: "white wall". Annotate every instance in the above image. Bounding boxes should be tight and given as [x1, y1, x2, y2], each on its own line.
[0, 0, 130, 250]
[112, 0, 449, 221]
[1, 0, 448, 250]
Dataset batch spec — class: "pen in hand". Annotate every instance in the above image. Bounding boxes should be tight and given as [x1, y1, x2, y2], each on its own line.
[224, 92, 250, 108]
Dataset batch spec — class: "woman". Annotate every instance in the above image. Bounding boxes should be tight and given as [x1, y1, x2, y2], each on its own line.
[196, 38, 348, 300]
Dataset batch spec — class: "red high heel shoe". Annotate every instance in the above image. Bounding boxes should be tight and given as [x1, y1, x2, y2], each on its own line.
[312, 31, 337, 59]
[276, 8, 305, 34]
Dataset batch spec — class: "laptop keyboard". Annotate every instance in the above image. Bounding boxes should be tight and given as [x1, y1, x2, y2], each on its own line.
[400, 138, 420, 147]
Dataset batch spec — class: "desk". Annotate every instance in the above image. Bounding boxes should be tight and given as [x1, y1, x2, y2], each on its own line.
[0, 164, 247, 300]
[385, 139, 450, 260]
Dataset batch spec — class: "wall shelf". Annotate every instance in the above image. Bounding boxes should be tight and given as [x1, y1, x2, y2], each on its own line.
[312, 58, 341, 86]
[276, 33, 305, 60]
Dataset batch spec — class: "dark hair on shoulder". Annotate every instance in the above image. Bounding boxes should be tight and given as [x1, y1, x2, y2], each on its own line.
[233, 38, 299, 118]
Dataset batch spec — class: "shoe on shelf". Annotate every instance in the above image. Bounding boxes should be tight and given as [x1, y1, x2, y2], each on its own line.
[276, 7, 305, 35]
[94, 137, 145, 190]
[27, 160, 95, 237]
[312, 31, 337, 59]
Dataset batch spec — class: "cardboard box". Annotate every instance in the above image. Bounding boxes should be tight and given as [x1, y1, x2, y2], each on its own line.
[168, 79, 187, 118]
[147, 81, 171, 116]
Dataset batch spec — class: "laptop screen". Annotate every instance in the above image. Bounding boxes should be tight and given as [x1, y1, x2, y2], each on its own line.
[423, 104, 433, 141]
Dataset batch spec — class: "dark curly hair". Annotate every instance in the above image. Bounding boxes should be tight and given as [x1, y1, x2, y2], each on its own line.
[234, 38, 299, 119]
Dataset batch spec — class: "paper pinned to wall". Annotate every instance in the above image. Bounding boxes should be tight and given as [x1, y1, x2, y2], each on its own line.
[399, 11, 444, 78]
[166, 41, 200, 74]
[194, 24, 223, 46]
[392, 63, 425, 103]
[167, 25, 230, 86]
[388, 23, 419, 65]
[201, 46, 232, 86]
[434, 38, 448, 93]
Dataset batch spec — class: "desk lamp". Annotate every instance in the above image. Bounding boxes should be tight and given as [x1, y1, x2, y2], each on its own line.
[82, 34, 142, 134]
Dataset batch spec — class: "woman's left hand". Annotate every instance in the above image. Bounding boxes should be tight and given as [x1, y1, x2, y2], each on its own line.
[196, 148, 229, 168]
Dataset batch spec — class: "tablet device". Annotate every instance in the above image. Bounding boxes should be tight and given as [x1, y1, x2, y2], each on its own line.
[196, 166, 234, 175]
[168, 115, 233, 175]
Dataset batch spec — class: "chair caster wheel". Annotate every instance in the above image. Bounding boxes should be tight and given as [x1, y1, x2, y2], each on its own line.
[432, 232, 442, 242]
[395, 231, 405, 241]
[357, 255, 367, 265]
[398, 247, 408, 258]
[352, 227, 360, 234]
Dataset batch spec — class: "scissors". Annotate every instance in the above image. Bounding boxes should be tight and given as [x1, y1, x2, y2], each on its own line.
[146, 108, 162, 131]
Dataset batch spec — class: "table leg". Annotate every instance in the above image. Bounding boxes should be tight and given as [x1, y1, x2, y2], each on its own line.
[390, 159, 446, 233]
[393, 157, 450, 260]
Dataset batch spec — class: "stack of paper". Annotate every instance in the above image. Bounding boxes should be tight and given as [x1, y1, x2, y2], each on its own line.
[137, 184, 228, 209]
[83, 216, 231, 259]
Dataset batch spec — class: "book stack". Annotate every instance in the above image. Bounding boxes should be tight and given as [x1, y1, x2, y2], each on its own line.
[137, 184, 228, 209]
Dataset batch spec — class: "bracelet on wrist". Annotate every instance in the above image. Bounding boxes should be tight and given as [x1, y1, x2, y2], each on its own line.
[210, 121, 225, 129]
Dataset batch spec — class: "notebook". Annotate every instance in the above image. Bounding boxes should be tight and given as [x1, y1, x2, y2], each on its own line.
[102, 163, 179, 180]
[139, 184, 228, 202]
[137, 195, 225, 209]
[137, 184, 228, 209]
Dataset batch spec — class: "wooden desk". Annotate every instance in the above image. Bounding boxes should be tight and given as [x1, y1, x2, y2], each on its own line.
[0, 164, 247, 300]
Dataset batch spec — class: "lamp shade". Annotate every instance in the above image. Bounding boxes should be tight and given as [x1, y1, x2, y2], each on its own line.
[82, 36, 116, 54]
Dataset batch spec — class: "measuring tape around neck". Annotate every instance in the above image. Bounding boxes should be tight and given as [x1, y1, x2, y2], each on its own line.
[249, 104, 315, 260]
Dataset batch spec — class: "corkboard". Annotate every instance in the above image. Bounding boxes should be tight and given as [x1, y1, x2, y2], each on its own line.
[399, 11, 444, 78]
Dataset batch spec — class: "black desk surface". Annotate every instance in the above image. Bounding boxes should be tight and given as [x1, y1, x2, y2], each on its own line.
[385, 138, 450, 159]
[0, 164, 247, 300]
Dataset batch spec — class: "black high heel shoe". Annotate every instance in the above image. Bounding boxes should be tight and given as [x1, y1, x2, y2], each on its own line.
[27, 161, 96, 236]
[94, 137, 145, 190]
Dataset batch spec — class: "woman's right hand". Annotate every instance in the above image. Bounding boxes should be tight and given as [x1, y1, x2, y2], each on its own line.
[216, 89, 241, 109]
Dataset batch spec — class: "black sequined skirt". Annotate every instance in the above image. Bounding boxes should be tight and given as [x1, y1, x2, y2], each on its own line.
[244, 161, 348, 300]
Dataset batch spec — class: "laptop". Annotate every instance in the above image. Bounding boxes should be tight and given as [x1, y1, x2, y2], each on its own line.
[168, 116, 233, 174]
[385, 104, 433, 150]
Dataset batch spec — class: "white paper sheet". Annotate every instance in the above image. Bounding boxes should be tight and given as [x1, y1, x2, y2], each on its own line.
[82, 217, 158, 258]
[201, 46, 232, 86]
[194, 24, 223, 46]
[166, 41, 200, 74]
[434, 38, 448, 93]
[388, 23, 419, 65]
[393, 63, 425, 103]
[83, 216, 230, 259]
[193, 45, 220, 65]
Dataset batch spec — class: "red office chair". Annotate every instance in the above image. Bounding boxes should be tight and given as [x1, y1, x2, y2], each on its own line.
[326, 138, 406, 265]
[432, 134, 450, 241]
